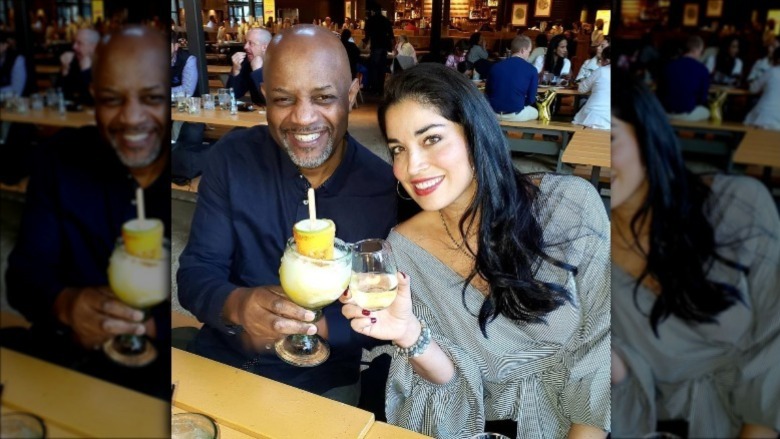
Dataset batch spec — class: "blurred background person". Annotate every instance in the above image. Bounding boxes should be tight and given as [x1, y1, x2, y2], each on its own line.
[744, 46, 780, 130]
[658, 35, 710, 121]
[572, 46, 610, 129]
[227, 27, 271, 106]
[610, 71, 780, 439]
[57, 28, 99, 106]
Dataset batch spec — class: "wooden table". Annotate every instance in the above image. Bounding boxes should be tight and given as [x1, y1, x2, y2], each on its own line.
[499, 120, 582, 172]
[562, 128, 610, 186]
[0, 107, 95, 128]
[669, 119, 749, 172]
[34, 65, 61, 75]
[173, 348, 377, 438]
[0, 347, 169, 438]
[732, 129, 780, 182]
[172, 108, 267, 128]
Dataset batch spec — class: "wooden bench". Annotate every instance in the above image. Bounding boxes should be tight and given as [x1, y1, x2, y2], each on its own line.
[669, 119, 750, 172]
[562, 128, 610, 187]
[499, 120, 582, 172]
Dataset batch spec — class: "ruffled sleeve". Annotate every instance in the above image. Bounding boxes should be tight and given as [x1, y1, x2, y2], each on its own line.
[717, 177, 780, 430]
[385, 302, 486, 439]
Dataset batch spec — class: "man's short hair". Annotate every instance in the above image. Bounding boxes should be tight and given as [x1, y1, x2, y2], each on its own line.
[511, 35, 532, 54]
[686, 35, 704, 53]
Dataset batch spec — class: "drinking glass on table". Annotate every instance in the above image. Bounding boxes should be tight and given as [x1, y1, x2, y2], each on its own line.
[188, 97, 202, 114]
[217, 88, 230, 110]
[202, 93, 215, 110]
[172, 413, 218, 439]
[275, 237, 352, 367]
[350, 239, 398, 312]
[0, 412, 46, 439]
[103, 234, 170, 367]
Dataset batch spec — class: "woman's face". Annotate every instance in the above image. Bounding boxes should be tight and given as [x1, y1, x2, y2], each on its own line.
[385, 100, 476, 213]
[555, 39, 568, 58]
[728, 39, 739, 57]
[610, 115, 647, 210]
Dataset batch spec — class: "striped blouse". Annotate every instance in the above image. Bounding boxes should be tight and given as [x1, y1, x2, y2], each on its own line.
[384, 175, 611, 438]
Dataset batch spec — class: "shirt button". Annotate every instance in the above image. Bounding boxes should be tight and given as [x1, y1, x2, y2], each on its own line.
[299, 174, 304, 179]
[303, 200, 308, 205]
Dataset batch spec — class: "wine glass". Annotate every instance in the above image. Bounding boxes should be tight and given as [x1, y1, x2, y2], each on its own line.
[276, 237, 352, 367]
[103, 238, 170, 367]
[350, 239, 398, 312]
[0, 412, 46, 439]
[172, 413, 218, 439]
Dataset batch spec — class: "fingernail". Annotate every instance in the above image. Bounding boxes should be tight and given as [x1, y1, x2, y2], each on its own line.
[342, 289, 349, 297]
[307, 325, 317, 335]
[136, 325, 145, 335]
[304, 311, 315, 321]
[361, 309, 371, 316]
[370, 317, 377, 324]
[133, 311, 144, 321]
[400, 271, 407, 280]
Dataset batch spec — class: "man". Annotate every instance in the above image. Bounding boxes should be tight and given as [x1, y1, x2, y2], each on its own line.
[3, 26, 171, 400]
[486, 35, 539, 122]
[0, 31, 33, 185]
[658, 35, 711, 121]
[227, 27, 271, 106]
[362, 2, 394, 94]
[171, 34, 208, 182]
[177, 24, 397, 405]
[57, 28, 99, 106]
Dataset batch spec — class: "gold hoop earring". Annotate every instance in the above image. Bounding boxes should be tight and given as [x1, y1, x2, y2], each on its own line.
[397, 181, 412, 201]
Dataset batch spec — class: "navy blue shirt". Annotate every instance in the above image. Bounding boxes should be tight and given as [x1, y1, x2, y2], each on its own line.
[5, 126, 171, 398]
[659, 56, 711, 114]
[226, 58, 265, 105]
[177, 125, 397, 395]
[486, 56, 538, 113]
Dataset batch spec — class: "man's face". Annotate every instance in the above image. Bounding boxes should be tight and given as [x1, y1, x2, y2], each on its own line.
[262, 39, 357, 169]
[92, 38, 168, 169]
[73, 31, 96, 60]
[244, 31, 266, 61]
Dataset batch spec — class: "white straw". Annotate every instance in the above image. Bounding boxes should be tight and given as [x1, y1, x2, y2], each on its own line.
[307, 188, 316, 224]
[136, 187, 145, 220]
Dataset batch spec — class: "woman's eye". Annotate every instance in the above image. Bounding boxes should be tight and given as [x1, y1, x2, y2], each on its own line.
[389, 145, 405, 155]
[424, 135, 442, 146]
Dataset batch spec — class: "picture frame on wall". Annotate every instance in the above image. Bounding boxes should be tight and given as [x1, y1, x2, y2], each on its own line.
[345, 1, 352, 20]
[683, 3, 699, 27]
[535, 0, 552, 17]
[706, 0, 723, 17]
[512, 3, 528, 26]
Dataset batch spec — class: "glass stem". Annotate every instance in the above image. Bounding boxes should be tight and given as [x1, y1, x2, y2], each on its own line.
[289, 309, 322, 355]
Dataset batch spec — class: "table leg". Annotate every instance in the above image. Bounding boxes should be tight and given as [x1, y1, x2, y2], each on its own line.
[590, 166, 601, 188]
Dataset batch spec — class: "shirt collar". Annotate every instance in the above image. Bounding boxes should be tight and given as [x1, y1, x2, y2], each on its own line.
[278, 132, 357, 196]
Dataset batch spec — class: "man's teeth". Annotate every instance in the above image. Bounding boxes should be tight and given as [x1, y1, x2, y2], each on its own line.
[293, 132, 321, 142]
[124, 133, 149, 142]
[414, 177, 443, 189]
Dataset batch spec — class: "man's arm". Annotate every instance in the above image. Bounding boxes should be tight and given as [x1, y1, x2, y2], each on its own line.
[226, 60, 250, 99]
[172, 55, 199, 96]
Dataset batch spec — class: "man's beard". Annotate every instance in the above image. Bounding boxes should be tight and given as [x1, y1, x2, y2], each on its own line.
[281, 133, 335, 169]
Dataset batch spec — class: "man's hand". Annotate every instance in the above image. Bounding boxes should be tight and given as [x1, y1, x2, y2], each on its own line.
[60, 51, 75, 74]
[249, 54, 263, 72]
[231, 52, 247, 75]
[223, 286, 321, 352]
[53, 286, 146, 349]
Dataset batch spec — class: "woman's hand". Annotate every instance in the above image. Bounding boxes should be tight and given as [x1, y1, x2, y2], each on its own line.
[340, 271, 418, 344]
[611, 349, 628, 385]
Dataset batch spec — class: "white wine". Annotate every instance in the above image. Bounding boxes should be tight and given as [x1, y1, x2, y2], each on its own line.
[350, 272, 398, 311]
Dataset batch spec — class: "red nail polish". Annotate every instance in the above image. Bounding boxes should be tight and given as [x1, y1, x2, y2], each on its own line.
[370, 317, 377, 324]
[400, 271, 407, 279]
[362, 309, 371, 316]
[342, 289, 349, 296]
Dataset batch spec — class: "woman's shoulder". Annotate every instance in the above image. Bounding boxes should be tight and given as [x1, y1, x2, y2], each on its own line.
[391, 211, 435, 242]
[534, 174, 609, 238]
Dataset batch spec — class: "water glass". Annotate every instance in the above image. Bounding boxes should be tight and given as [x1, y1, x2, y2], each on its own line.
[218, 88, 230, 109]
[202, 93, 215, 110]
[46, 88, 58, 107]
[0, 412, 46, 438]
[16, 97, 30, 113]
[31, 93, 44, 110]
[188, 97, 202, 114]
[172, 412, 217, 439]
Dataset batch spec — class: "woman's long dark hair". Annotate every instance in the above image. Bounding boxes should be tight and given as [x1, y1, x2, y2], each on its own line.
[543, 34, 567, 76]
[612, 72, 743, 334]
[714, 35, 739, 77]
[378, 63, 575, 336]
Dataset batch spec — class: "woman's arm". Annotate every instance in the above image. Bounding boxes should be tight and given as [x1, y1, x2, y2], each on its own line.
[568, 423, 608, 439]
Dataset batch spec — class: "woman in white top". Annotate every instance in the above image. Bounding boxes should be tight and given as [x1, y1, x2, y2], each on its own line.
[573, 47, 611, 129]
[534, 34, 570, 84]
[747, 36, 780, 85]
[704, 36, 743, 85]
[744, 47, 780, 130]
[393, 35, 417, 73]
[528, 33, 547, 66]
[576, 36, 609, 82]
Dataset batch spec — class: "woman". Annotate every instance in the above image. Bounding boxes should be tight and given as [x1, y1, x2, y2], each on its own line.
[744, 46, 780, 130]
[535, 34, 571, 84]
[341, 63, 610, 438]
[572, 47, 610, 129]
[611, 72, 780, 438]
[705, 35, 743, 86]
[466, 32, 491, 79]
[576, 36, 609, 82]
[528, 33, 548, 66]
